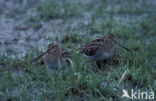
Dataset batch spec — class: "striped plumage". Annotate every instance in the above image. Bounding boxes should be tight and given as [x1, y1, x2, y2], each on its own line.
[80, 34, 132, 61]
[44, 43, 69, 69]
[31, 43, 69, 69]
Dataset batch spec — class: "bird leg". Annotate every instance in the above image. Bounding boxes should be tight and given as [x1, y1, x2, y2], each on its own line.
[95, 60, 108, 70]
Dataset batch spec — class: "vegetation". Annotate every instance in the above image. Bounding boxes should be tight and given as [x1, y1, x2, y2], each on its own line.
[0, 0, 156, 100]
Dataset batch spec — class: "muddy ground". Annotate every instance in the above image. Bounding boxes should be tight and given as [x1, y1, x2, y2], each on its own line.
[0, 0, 155, 58]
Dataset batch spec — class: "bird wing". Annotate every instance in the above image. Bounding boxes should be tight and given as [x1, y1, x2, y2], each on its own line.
[81, 42, 103, 56]
[61, 48, 69, 58]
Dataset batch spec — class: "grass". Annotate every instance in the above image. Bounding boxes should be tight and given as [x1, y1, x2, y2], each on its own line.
[0, 0, 156, 100]
[37, 0, 82, 20]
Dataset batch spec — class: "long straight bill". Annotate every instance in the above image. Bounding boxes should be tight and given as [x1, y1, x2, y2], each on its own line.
[30, 47, 52, 63]
[112, 38, 133, 53]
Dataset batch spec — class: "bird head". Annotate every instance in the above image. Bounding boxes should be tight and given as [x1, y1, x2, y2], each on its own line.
[105, 34, 133, 53]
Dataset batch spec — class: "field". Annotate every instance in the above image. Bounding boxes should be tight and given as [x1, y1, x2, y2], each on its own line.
[0, 0, 156, 100]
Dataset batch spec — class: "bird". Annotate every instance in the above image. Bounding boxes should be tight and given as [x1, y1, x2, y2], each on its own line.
[80, 34, 132, 61]
[30, 43, 69, 70]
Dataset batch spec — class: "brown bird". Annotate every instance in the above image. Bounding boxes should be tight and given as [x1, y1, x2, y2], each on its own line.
[80, 34, 132, 61]
[30, 43, 69, 69]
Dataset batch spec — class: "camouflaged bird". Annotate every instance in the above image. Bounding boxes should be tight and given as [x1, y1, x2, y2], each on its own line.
[80, 34, 132, 61]
[31, 43, 69, 69]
